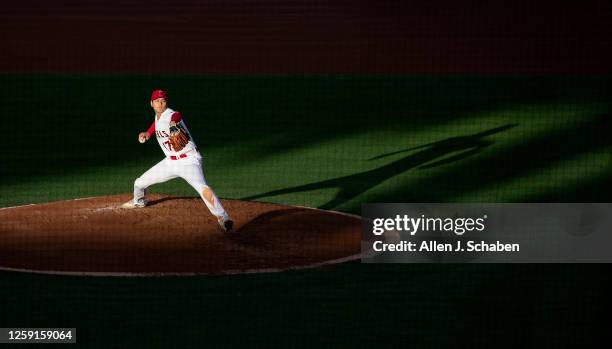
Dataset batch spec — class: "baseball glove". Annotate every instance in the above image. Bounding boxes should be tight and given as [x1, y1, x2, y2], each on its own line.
[168, 124, 190, 152]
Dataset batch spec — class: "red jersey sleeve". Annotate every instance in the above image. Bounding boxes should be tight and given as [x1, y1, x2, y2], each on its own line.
[146, 120, 155, 137]
[171, 112, 182, 123]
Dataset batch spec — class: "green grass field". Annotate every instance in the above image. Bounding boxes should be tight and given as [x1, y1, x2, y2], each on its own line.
[1, 76, 610, 347]
[2, 76, 610, 208]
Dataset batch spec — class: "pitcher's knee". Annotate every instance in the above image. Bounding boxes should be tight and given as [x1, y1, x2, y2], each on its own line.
[200, 185, 214, 201]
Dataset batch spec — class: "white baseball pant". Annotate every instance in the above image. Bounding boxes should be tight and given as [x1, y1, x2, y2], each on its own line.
[132, 154, 229, 220]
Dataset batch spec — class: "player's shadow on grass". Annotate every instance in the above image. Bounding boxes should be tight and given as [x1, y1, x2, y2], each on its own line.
[242, 124, 517, 210]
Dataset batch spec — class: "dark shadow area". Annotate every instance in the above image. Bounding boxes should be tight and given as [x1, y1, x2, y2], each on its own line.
[0, 263, 605, 347]
[3, 2, 610, 76]
[227, 208, 306, 247]
[243, 124, 517, 209]
[232, 208, 303, 232]
[532, 174, 612, 203]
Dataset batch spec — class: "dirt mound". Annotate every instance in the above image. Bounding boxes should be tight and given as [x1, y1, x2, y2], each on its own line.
[0, 194, 361, 276]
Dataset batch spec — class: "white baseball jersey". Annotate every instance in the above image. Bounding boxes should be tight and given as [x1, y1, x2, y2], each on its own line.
[151, 108, 197, 158]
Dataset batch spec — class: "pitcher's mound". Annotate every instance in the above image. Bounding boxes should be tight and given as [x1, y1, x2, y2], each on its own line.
[0, 194, 361, 276]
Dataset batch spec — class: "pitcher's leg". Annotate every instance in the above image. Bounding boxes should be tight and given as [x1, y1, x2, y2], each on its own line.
[200, 185, 229, 219]
[202, 186, 233, 231]
[180, 163, 230, 221]
[133, 158, 177, 204]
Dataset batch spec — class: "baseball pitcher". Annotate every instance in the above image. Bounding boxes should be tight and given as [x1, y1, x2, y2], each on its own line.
[122, 89, 233, 232]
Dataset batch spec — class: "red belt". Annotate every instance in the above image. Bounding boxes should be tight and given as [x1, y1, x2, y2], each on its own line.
[169, 153, 188, 160]
[169, 149, 196, 160]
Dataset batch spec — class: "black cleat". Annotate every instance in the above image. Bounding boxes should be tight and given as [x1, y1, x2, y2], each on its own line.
[218, 216, 234, 232]
[223, 219, 234, 233]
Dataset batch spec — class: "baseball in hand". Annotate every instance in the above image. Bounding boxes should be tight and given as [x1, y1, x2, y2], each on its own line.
[138, 132, 148, 143]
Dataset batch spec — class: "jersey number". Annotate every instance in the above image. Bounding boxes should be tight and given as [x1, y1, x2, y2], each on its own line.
[163, 140, 173, 151]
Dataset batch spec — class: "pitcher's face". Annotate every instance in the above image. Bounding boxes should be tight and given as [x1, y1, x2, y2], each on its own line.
[150, 98, 167, 114]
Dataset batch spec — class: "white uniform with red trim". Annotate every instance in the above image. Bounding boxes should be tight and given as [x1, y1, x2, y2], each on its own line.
[131, 107, 229, 221]
[154, 108, 197, 159]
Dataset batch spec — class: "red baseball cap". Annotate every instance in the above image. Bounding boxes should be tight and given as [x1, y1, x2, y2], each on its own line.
[150, 89, 167, 101]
